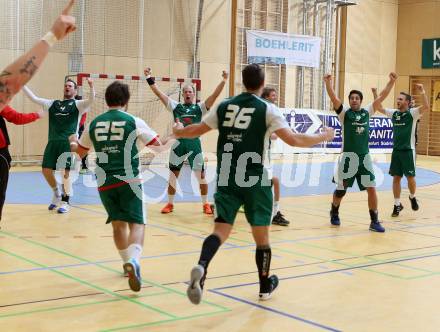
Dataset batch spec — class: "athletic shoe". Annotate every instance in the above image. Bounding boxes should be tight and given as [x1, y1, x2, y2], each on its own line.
[409, 196, 419, 211]
[391, 203, 404, 217]
[203, 203, 213, 215]
[48, 193, 61, 211]
[187, 265, 205, 305]
[259, 275, 279, 301]
[330, 211, 340, 226]
[57, 202, 70, 214]
[161, 203, 174, 214]
[124, 259, 142, 292]
[272, 212, 289, 226]
[369, 221, 385, 233]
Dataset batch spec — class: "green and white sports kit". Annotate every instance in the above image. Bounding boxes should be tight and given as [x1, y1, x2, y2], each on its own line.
[203, 93, 288, 226]
[23, 86, 94, 170]
[334, 104, 375, 191]
[79, 109, 158, 224]
[167, 99, 207, 171]
[385, 107, 421, 177]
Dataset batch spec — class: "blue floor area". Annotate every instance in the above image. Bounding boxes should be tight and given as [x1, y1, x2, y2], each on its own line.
[6, 162, 440, 205]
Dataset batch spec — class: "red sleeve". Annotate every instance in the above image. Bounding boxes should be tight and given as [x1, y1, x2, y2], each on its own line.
[0, 105, 39, 125]
[79, 113, 87, 127]
[146, 136, 160, 146]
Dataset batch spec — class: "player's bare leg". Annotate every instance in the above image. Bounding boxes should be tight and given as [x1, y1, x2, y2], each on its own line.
[407, 176, 419, 211]
[330, 189, 346, 226]
[58, 169, 71, 213]
[161, 170, 180, 213]
[271, 176, 289, 226]
[392, 176, 404, 216]
[195, 170, 212, 215]
[113, 221, 145, 289]
[366, 187, 385, 232]
[42, 167, 61, 210]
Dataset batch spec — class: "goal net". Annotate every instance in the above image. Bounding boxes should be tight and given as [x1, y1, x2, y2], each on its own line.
[75, 73, 202, 165]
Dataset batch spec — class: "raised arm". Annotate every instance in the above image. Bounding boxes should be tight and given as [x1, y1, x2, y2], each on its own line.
[0, 0, 76, 111]
[372, 72, 397, 112]
[144, 67, 169, 107]
[172, 120, 212, 138]
[77, 78, 95, 114]
[275, 127, 334, 148]
[22, 85, 53, 108]
[204, 71, 228, 109]
[413, 83, 429, 114]
[323, 74, 342, 111]
[371, 87, 386, 115]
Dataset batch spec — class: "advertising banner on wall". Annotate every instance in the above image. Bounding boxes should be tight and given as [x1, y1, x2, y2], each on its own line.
[271, 109, 394, 154]
[246, 30, 321, 68]
[422, 38, 440, 68]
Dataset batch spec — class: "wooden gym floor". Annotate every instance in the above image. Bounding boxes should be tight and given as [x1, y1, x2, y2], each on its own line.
[1, 155, 440, 331]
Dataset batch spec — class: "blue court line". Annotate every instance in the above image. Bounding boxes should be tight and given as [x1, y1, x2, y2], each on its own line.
[4, 231, 440, 278]
[7, 163, 440, 204]
[212, 251, 440, 292]
[208, 289, 341, 332]
[73, 204, 384, 248]
[0, 231, 356, 276]
[0, 208, 403, 277]
[71, 205, 240, 248]
[392, 228, 440, 239]
[3, 206, 436, 277]
[0, 249, 202, 276]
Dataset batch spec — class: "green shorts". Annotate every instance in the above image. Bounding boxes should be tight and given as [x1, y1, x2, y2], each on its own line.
[333, 153, 376, 191]
[389, 150, 416, 177]
[169, 138, 204, 171]
[213, 184, 273, 226]
[98, 183, 146, 224]
[42, 140, 73, 170]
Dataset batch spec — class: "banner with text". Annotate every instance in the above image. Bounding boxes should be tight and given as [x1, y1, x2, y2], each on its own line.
[271, 109, 394, 154]
[246, 30, 321, 68]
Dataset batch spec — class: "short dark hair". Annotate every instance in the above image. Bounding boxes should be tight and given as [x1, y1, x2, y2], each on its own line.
[105, 81, 130, 107]
[399, 92, 411, 102]
[242, 64, 265, 90]
[65, 79, 77, 90]
[261, 87, 276, 100]
[348, 90, 363, 101]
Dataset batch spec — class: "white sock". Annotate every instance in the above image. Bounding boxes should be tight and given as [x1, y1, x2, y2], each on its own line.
[168, 195, 175, 204]
[394, 198, 400, 206]
[409, 194, 415, 199]
[273, 201, 279, 214]
[118, 248, 130, 263]
[52, 186, 61, 197]
[201, 195, 208, 204]
[127, 243, 143, 262]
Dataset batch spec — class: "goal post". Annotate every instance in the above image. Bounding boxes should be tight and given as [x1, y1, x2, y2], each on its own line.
[73, 73, 202, 165]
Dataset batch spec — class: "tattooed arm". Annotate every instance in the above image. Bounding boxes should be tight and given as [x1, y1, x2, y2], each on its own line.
[0, 0, 77, 111]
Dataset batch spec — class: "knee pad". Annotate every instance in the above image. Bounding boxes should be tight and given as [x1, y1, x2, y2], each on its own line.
[334, 189, 346, 198]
